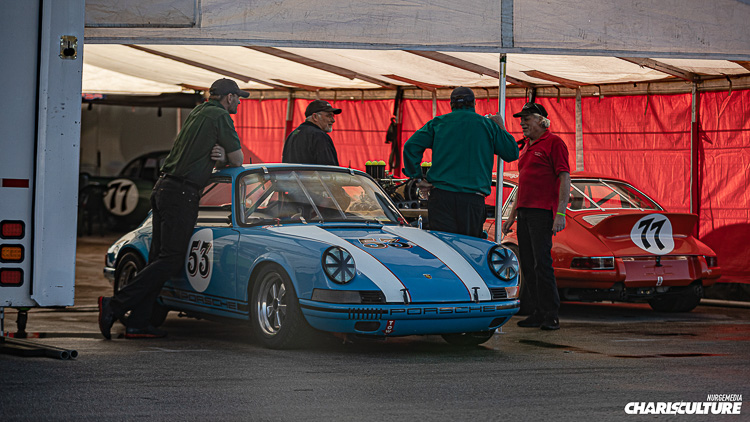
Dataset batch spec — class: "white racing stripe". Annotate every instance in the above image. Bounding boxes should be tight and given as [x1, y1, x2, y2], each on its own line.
[267, 226, 406, 303]
[383, 226, 491, 301]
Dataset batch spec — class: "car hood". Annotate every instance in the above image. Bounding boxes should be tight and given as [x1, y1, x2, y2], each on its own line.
[582, 212, 709, 256]
[268, 225, 494, 303]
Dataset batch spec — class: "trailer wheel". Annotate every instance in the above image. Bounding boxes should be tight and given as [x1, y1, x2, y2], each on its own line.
[114, 251, 169, 327]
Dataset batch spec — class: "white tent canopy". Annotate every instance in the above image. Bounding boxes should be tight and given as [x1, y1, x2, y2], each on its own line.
[82, 45, 750, 95]
[82, 0, 750, 94]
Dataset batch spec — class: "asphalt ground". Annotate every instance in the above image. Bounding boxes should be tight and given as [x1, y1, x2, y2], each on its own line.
[0, 234, 748, 421]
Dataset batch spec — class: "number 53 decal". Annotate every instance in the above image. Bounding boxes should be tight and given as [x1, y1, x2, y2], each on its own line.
[185, 229, 214, 292]
[629, 214, 674, 255]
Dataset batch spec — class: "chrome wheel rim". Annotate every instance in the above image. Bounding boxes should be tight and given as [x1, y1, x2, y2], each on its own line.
[256, 271, 287, 336]
[117, 260, 139, 292]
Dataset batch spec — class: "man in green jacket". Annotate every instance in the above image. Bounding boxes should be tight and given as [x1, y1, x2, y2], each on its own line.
[98, 79, 245, 339]
[403, 87, 518, 237]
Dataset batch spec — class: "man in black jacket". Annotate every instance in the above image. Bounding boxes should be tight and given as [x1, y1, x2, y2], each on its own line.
[282, 100, 342, 165]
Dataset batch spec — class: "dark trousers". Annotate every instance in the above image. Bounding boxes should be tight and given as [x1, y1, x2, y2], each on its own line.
[516, 208, 560, 317]
[427, 188, 486, 238]
[111, 177, 200, 328]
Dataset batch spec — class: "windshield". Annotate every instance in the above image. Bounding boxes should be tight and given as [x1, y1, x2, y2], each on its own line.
[238, 170, 401, 225]
[569, 179, 662, 211]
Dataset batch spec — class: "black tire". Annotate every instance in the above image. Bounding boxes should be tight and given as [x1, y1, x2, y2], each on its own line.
[113, 251, 170, 327]
[505, 244, 532, 316]
[114, 251, 144, 293]
[648, 284, 703, 312]
[250, 264, 312, 349]
[441, 330, 495, 347]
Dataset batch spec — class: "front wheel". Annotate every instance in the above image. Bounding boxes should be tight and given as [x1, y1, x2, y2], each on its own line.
[648, 284, 703, 313]
[113, 251, 169, 327]
[251, 264, 312, 349]
[441, 330, 495, 347]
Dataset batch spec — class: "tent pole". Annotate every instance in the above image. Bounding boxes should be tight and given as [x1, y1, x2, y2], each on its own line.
[393, 87, 404, 178]
[690, 82, 701, 237]
[176, 107, 182, 133]
[432, 90, 437, 118]
[575, 88, 584, 171]
[285, 92, 294, 138]
[495, 53, 507, 243]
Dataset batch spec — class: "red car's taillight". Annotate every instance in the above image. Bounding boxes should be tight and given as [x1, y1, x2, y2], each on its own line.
[704, 255, 718, 268]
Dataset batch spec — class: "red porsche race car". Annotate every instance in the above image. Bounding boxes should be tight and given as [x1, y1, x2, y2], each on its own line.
[485, 171, 721, 313]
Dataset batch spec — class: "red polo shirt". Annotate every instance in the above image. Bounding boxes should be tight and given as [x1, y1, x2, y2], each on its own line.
[516, 130, 570, 211]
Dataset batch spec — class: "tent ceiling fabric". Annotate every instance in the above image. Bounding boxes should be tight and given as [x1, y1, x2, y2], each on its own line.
[82, 45, 750, 95]
[81, 0, 750, 94]
[85, 0, 750, 59]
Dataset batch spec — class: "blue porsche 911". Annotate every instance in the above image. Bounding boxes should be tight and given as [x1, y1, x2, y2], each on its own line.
[104, 164, 520, 348]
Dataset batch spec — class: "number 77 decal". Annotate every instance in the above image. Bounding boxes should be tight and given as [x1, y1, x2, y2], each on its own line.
[630, 214, 674, 254]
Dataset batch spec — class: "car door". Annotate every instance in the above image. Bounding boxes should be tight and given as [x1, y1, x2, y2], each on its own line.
[166, 176, 243, 319]
[484, 181, 517, 242]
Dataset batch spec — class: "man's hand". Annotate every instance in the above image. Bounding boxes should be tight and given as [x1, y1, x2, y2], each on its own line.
[211, 144, 226, 164]
[552, 214, 566, 235]
[416, 179, 433, 196]
[486, 113, 507, 131]
[501, 217, 514, 235]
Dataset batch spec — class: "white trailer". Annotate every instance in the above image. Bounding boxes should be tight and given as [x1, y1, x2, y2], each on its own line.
[0, 0, 84, 340]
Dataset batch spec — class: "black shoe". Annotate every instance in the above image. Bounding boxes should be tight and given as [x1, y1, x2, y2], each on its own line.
[517, 312, 544, 328]
[540, 314, 560, 331]
[125, 325, 167, 339]
[98, 296, 115, 340]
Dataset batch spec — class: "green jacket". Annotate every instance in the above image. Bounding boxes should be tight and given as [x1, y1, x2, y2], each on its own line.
[403, 108, 519, 196]
[161, 100, 242, 187]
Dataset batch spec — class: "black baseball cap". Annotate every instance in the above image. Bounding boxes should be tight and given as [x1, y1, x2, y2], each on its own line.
[305, 100, 342, 117]
[450, 87, 475, 104]
[513, 102, 548, 118]
[209, 78, 250, 98]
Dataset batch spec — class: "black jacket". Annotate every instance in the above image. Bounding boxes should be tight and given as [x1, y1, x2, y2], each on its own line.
[281, 121, 339, 165]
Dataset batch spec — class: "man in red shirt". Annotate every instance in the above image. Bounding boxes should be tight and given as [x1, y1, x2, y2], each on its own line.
[502, 102, 570, 330]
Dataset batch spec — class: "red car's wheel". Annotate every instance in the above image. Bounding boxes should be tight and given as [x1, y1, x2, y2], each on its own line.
[648, 284, 703, 312]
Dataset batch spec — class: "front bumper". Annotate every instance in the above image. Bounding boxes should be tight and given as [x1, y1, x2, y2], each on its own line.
[299, 299, 520, 336]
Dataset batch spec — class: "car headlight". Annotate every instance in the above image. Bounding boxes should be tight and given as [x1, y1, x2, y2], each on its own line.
[322, 246, 356, 284]
[488, 246, 519, 281]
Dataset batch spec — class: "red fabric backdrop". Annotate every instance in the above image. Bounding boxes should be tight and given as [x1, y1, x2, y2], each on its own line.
[232, 99, 287, 165]
[232, 98, 395, 168]
[697, 90, 750, 283]
[233, 90, 750, 284]
[581, 94, 693, 213]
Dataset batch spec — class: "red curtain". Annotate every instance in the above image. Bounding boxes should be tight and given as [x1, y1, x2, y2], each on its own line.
[232, 99, 288, 164]
[581, 94, 693, 213]
[234, 98, 395, 170]
[698, 90, 750, 283]
[232, 91, 750, 284]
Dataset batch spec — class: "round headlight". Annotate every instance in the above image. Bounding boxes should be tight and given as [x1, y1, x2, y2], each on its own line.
[488, 246, 519, 281]
[322, 246, 356, 284]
